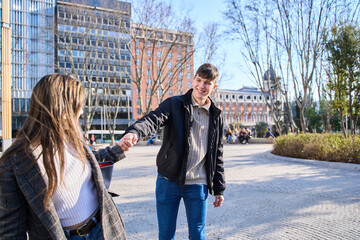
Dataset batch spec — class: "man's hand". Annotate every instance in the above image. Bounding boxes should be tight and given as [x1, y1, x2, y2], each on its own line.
[118, 133, 138, 151]
[213, 195, 224, 208]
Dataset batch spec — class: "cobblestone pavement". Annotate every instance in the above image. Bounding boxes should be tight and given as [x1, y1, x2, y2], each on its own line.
[110, 144, 360, 240]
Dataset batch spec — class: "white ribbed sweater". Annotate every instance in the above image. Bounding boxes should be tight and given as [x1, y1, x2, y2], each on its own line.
[34, 145, 99, 227]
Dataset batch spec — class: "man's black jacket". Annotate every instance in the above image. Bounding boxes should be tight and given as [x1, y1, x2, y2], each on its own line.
[125, 89, 226, 195]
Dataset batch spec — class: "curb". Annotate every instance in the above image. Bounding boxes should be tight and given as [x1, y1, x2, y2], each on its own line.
[264, 150, 360, 172]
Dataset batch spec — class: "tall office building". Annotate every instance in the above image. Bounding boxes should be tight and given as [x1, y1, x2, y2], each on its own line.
[0, 0, 56, 133]
[55, 0, 132, 135]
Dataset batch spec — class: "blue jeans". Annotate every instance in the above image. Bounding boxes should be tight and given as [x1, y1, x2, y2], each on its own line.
[156, 174, 208, 240]
[64, 218, 103, 240]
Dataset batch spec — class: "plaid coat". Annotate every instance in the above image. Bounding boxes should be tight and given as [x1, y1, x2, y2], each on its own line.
[0, 144, 127, 240]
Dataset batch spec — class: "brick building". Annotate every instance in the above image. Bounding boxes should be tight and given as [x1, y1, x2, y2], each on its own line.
[131, 24, 194, 120]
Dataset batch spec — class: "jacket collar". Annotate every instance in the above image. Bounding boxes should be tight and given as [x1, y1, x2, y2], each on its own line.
[182, 89, 221, 119]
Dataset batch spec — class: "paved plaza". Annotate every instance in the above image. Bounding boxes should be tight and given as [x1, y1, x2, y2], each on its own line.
[109, 144, 360, 240]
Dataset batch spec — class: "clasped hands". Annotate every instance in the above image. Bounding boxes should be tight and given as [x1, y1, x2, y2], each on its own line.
[117, 133, 138, 152]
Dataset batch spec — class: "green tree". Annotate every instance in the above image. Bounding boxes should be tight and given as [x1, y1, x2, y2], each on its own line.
[324, 23, 360, 137]
[304, 104, 323, 133]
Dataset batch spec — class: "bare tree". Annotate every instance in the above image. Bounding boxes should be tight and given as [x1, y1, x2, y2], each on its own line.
[55, 0, 132, 142]
[127, 0, 195, 116]
[197, 22, 229, 87]
[54, 3, 103, 137]
[224, 0, 284, 131]
[273, 0, 334, 132]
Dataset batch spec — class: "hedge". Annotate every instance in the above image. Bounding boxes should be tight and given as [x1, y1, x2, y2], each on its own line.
[272, 133, 360, 164]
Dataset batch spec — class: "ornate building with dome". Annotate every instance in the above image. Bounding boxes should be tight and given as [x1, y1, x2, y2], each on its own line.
[214, 64, 282, 130]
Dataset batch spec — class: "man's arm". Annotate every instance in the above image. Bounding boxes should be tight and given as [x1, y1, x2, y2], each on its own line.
[122, 98, 173, 146]
[213, 119, 226, 207]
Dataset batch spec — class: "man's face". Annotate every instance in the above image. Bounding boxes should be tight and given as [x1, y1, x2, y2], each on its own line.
[192, 75, 217, 104]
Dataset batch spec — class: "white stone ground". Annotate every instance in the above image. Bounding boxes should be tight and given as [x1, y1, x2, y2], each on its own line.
[109, 144, 360, 240]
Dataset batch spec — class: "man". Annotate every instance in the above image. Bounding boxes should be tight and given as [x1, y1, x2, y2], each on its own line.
[122, 63, 225, 240]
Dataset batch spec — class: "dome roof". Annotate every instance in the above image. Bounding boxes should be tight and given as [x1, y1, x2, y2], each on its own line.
[263, 64, 279, 82]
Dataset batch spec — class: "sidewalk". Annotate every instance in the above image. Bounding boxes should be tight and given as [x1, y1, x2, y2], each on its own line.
[109, 144, 360, 240]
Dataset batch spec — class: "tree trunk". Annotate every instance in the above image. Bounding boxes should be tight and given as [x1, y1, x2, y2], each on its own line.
[339, 108, 347, 138]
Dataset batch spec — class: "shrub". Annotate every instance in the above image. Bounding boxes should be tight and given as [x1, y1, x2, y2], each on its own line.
[272, 133, 360, 164]
[255, 121, 268, 138]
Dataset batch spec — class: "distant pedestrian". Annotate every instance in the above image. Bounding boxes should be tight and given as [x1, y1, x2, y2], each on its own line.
[274, 129, 280, 138]
[90, 134, 96, 150]
[265, 127, 276, 139]
[226, 128, 232, 143]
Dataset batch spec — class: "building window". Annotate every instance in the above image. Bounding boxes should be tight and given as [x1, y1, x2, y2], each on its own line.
[157, 51, 161, 58]
[157, 60, 161, 67]
[187, 81, 191, 88]
[136, 58, 140, 65]
[157, 41, 161, 48]
[168, 62, 172, 68]
[136, 48, 140, 55]
[136, 99, 140, 105]
[187, 73, 191, 79]
[167, 52, 172, 58]
[147, 69, 151, 75]
[147, 40, 151, 46]
[168, 71, 172, 77]
[147, 59, 151, 66]
[136, 39, 139, 45]
[137, 108, 141, 115]
[169, 90, 173, 96]
[187, 64, 191, 70]
[177, 53, 181, 60]
[147, 50, 151, 56]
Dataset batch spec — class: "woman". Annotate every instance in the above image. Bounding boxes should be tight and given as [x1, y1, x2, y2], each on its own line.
[0, 74, 132, 239]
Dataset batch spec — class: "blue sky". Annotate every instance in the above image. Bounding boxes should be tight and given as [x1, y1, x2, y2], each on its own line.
[164, 0, 253, 90]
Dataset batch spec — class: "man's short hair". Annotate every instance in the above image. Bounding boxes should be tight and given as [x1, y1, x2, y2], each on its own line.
[195, 63, 219, 82]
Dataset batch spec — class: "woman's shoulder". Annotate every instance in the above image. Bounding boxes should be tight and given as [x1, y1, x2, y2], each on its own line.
[0, 151, 23, 174]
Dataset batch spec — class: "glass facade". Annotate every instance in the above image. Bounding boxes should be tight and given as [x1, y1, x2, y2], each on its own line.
[0, 0, 132, 133]
[0, 0, 55, 132]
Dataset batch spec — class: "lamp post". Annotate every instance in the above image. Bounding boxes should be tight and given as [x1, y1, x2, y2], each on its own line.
[1, 0, 12, 151]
